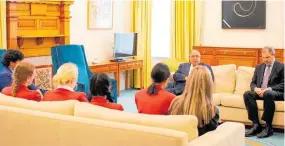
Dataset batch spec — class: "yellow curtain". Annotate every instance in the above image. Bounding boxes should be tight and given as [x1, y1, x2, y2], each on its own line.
[132, 0, 152, 88]
[0, 0, 6, 49]
[171, 0, 203, 60]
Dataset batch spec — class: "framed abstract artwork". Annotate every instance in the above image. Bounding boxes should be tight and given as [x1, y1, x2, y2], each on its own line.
[87, 0, 113, 29]
[222, 0, 266, 29]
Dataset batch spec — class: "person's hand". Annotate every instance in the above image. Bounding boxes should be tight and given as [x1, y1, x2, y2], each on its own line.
[254, 88, 262, 95]
[259, 88, 270, 98]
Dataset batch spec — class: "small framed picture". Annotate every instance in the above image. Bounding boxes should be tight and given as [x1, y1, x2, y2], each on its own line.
[87, 0, 113, 29]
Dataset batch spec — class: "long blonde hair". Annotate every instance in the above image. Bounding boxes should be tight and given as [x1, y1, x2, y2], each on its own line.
[12, 62, 35, 97]
[53, 63, 78, 88]
[169, 65, 215, 127]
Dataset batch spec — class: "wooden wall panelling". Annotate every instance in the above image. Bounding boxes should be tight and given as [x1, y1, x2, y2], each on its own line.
[215, 48, 258, 67]
[194, 46, 284, 67]
[196, 47, 216, 65]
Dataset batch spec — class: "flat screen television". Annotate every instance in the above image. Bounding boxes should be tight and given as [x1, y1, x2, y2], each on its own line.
[112, 32, 137, 62]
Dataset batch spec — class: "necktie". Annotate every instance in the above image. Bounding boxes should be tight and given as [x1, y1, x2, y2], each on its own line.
[261, 65, 271, 88]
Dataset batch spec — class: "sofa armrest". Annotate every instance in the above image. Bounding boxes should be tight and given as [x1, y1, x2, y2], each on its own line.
[188, 122, 245, 146]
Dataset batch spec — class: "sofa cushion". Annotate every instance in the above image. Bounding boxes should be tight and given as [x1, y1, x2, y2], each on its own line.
[219, 107, 284, 127]
[220, 94, 284, 112]
[0, 105, 189, 146]
[212, 64, 236, 93]
[74, 102, 198, 141]
[188, 122, 245, 146]
[234, 66, 255, 95]
[213, 93, 233, 105]
[0, 93, 78, 115]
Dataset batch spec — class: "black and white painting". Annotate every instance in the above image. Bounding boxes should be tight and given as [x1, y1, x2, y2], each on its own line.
[222, 0, 266, 29]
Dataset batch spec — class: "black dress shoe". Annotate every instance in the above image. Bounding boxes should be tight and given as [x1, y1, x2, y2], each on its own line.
[245, 124, 262, 137]
[257, 126, 273, 138]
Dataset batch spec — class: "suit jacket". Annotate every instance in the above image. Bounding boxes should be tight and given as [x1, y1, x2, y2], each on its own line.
[0, 65, 38, 92]
[43, 88, 88, 102]
[1, 84, 42, 102]
[0, 66, 13, 91]
[173, 63, 214, 82]
[90, 96, 124, 111]
[250, 60, 284, 94]
[167, 63, 214, 95]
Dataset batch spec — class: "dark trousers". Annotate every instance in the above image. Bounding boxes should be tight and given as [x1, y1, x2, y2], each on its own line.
[165, 81, 185, 96]
[243, 90, 284, 125]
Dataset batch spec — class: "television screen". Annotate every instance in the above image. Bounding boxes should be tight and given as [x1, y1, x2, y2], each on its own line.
[114, 33, 137, 58]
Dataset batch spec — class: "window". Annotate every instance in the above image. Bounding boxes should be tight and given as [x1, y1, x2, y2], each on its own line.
[151, 0, 171, 58]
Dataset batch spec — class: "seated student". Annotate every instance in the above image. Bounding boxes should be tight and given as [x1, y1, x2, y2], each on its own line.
[0, 49, 39, 92]
[168, 65, 219, 136]
[1, 62, 42, 101]
[89, 73, 124, 111]
[135, 63, 175, 115]
[43, 63, 87, 102]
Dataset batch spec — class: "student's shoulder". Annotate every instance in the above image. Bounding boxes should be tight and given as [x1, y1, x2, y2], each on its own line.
[43, 90, 54, 96]
[162, 90, 176, 99]
[75, 91, 86, 97]
[110, 103, 124, 111]
[24, 90, 42, 100]
[135, 89, 147, 96]
[74, 92, 87, 101]
[1, 86, 12, 94]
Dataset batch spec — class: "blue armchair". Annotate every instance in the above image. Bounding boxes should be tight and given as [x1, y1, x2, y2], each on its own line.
[51, 45, 118, 102]
[0, 49, 6, 70]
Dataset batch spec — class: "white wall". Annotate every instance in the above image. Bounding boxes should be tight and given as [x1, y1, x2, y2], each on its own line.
[27, 0, 133, 91]
[70, 0, 132, 90]
[201, 0, 284, 48]
[70, 0, 132, 62]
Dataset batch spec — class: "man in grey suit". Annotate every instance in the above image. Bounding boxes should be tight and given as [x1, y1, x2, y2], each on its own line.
[165, 50, 214, 95]
[244, 46, 284, 138]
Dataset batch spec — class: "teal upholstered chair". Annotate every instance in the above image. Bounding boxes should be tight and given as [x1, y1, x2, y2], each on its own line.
[51, 45, 118, 102]
[0, 49, 6, 70]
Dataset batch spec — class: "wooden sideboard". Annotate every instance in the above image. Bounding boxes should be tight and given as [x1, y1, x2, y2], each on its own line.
[194, 46, 284, 67]
[89, 60, 144, 96]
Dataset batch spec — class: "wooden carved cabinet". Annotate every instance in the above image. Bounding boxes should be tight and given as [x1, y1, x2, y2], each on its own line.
[194, 46, 284, 67]
[6, 0, 74, 57]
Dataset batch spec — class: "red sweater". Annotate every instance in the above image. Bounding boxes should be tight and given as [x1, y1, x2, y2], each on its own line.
[2, 84, 42, 102]
[90, 96, 124, 111]
[43, 88, 87, 102]
[135, 85, 175, 115]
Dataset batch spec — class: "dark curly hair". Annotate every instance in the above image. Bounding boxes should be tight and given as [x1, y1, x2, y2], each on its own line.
[90, 73, 114, 102]
[1, 49, 24, 67]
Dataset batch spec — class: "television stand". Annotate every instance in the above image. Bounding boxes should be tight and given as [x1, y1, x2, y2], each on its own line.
[110, 58, 125, 62]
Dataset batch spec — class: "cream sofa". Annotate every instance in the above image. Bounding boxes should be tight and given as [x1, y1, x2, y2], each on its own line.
[0, 93, 245, 146]
[212, 64, 284, 128]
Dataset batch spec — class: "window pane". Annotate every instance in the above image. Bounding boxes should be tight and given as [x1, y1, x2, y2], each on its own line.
[151, 0, 171, 58]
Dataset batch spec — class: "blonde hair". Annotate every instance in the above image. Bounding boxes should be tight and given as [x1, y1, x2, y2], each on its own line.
[12, 62, 35, 97]
[53, 63, 78, 88]
[169, 65, 215, 127]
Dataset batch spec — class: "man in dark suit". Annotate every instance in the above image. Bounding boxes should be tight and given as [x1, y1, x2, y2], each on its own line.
[244, 46, 284, 138]
[0, 49, 38, 92]
[165, 49, 214, 95]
